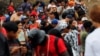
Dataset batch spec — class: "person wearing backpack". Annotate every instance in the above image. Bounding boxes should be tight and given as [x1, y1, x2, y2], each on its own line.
[48, 29, 73, 56]
[28, 29, 70, 56]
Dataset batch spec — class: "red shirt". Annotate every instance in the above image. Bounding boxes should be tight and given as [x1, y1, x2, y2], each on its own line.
[0, 28, 7, 37]
[8, 5, 14, 12]
[35, 35, 67, 56]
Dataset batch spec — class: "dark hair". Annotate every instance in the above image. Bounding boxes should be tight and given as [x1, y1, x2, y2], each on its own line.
[3, 22, 18, 33]
[48, 29, 62, 37]
[35, 1, 41, 6]
[83, 20, 92, 29]
[15, 21, 22, 25]
[62, 12, 67, 19]
[32, 4, 37, 9]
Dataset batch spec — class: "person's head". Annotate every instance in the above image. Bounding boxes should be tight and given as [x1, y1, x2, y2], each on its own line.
[48, 29, 62, 37]
[9, 1, 14, 6]
[68, 1, 75, 7]
[3, 22, 18, 39]
[16, 8, 23, 16]
[62, 24, 71, 33]
[49, 12, 56, 19]
[90, 4, 100, 28]
[15, 21, 23, 29]
[28, 29, 46, 48]
[22, 17, 29, 24]
[69, 20, 78, 30]
[25, 10, 30, 16]
[35, 1, 41, 7]
[50, 1, 56, 5]
[61, 1, 66, 6]
[50, 5, 57, 12]
[51, 19, 58, 27]
[62, 12, 73, 22]
[83, 20, 92, 32]
[32, 4, 38, 10]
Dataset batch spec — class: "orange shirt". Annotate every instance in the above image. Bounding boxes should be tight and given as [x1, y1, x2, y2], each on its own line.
[30, 22, 39, 30]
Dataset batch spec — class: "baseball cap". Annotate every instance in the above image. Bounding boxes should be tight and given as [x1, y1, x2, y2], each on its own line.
[51, 19, 58, 24]
[28, 29, 46, 44]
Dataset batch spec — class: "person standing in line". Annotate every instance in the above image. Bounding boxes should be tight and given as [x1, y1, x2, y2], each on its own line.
[85, 4, 100, 56]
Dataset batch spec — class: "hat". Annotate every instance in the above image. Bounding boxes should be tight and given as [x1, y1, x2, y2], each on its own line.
[68, 1, 75, 6]
[66, 15, 73, 19]
[51, 19, 58, 24]
[28, 29, 46, 44]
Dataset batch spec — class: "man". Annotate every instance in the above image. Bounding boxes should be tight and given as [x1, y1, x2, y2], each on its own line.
[10, 8, 23, 22]
[28, 29, 69, 56]
[56, 12, 73, 31]
[21, 0, 32, 12]
[48, 12, 58, 24]
[0, 1, 10, 56]
[3, 22, 27, 56]
[85, 4, 100, 56]
[80, 20, 92, 56]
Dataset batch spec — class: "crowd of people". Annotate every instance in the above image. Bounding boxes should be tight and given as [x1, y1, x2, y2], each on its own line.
[0, 0, 100, 56]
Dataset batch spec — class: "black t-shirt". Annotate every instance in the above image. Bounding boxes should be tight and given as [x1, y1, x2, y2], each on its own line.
[0, 33, 10, 56]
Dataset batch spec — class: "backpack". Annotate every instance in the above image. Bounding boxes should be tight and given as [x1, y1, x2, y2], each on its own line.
[55, 37, 73, 56]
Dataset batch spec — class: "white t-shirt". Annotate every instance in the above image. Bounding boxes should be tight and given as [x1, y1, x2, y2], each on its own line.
[85, 28, 100, 56]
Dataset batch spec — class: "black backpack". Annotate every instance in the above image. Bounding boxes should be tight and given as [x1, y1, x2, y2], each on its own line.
[55, 37, 73, 56]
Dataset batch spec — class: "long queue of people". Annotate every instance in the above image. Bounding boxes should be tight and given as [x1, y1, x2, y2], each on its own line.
[0, 0, 100, 56]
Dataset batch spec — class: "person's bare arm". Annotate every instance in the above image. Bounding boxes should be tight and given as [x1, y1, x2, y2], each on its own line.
[10, 46, 20, 55]
[10, 15, 15, 21]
